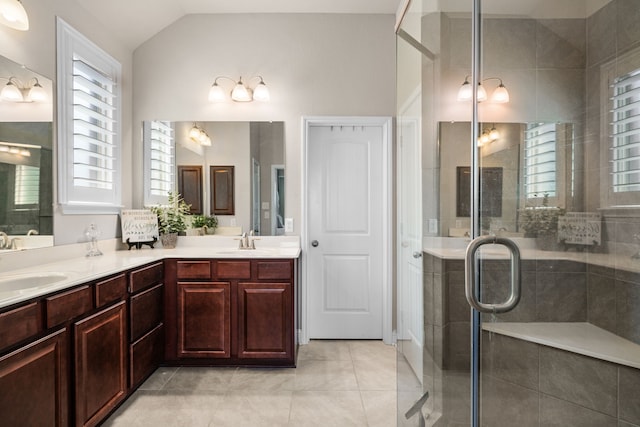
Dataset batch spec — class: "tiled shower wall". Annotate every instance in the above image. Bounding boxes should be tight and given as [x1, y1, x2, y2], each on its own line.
[423, 252, 640, 426]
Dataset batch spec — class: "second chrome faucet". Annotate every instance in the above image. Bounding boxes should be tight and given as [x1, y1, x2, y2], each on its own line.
[237, 230, 260, 250]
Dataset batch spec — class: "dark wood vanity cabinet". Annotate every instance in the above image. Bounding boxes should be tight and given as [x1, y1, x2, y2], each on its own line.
[128, 262, 164, 389]
[74, 300, 127, 427]
[0, 328, 68, 426]
[0, 260, 166, 427]
[237, 282, 292, 359]
[177, 281, 231, 358]
[166, 258, 296, 366]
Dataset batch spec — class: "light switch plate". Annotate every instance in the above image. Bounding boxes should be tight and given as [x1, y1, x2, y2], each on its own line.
[284, 218, 293, 233]
[262, 202, 270, 210]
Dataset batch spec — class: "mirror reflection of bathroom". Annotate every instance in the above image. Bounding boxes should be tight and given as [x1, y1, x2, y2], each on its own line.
[171, 121, 285, 236]
[439, 121, 574, 238]
[0, 54, 54, 248]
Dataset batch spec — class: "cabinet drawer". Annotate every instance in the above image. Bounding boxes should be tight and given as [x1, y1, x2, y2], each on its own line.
[176, 260, 211, 279]
[216, 261, 251, 279]
[130, 262, 163, 293]
[95, 274, 127, 307]
[130, 323, 163, 388]
[0, 302, 42, 350]
[130, 283, 163, 342]
[46, 286, 93, 328]
[256, 261, 292, 280]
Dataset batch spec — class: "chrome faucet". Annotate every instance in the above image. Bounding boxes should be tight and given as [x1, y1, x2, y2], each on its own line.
[0, 232, 8, 249]
[236, 230, 259, 250]
[27, 229, 39, 236]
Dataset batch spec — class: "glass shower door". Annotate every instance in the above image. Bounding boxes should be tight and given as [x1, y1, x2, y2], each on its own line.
[396, 0, 640, 426]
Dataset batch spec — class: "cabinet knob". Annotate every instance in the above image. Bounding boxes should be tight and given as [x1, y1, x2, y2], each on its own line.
[311, 240, 319, 247]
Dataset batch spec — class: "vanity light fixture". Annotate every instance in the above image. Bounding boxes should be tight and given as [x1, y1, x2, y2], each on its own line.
[189, 123, 212, 146]
[0, 141, 38, 156]
[457, 76, 510, 103]
[0, 0, 28, 31]
[477, 125, 500, 147]
[209, 76, 270, 103]
[0, 76, 47, 102]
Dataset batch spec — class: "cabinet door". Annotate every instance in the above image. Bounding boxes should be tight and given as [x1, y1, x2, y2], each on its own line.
[0, 328, 68, 427]
[237, 282, 293, 360]
[74, 301, 127, 427]
[177, 282, 230, 358]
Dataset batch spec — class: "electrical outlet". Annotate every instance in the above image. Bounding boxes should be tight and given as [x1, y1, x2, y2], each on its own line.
[263, 211, 270, 219]
[284, 218, 294, 233]
[428, 219, 438, 234]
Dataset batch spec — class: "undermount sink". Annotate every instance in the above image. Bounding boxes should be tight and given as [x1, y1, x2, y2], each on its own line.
[0, 272, 69, 293]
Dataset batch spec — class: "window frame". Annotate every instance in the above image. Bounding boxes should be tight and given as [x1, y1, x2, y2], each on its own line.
[601, 46, 640, 208]
[56, 17, 122, 214]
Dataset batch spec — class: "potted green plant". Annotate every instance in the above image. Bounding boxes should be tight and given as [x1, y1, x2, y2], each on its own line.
[519, 193, 565, 250]
[149, 191, 190, 248]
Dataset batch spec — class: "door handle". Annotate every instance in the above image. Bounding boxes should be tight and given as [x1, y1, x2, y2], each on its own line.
[464, 236, 521, 313]
[413, 251, 422, 259]
[311, 240, 319, 247]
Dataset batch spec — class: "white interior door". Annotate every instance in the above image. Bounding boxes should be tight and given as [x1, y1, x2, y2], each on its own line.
[307, 121, 386, 339]
[398, 90, 423, 380]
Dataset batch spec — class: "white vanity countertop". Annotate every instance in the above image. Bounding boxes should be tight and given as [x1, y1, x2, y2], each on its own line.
[422, 236, 640, 273]
[0, 236, 301, 309]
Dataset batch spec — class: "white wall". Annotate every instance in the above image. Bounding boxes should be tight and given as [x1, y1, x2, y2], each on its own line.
[0, 0, 133, 245]
[132, 13, 396, 234]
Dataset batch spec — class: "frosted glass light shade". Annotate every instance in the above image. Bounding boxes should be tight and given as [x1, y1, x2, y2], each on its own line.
[29, 82, 47, 102]
[1, 81, 22, 101]
[491, 84, 510, 103]
[252, 81, 270, 102]
[477, 84, 488, 102]
[0, 0, 28, 31]
[231, 81, 252, 102]
[457, 80, 472, 101]
[208, 83, 226, 102]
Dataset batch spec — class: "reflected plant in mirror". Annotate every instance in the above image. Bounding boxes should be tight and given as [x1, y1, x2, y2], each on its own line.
[0, 54, 54, 250]
[143, 121, 285, 236]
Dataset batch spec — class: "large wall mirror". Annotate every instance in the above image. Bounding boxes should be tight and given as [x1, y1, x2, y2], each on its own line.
[144, 121, 285, 236]
[438, 121, 575, 237]
[0, 54, 54, 249]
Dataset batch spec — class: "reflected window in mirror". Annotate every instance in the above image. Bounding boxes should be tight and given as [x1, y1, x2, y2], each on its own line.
[523, 122, 557, 199]
[143, 120, 175, 206]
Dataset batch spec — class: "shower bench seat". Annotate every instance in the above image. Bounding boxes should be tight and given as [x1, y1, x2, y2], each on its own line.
[483, 321, 640, 370]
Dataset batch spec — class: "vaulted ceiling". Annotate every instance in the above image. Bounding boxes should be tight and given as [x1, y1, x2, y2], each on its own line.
[75, 0, 401, 50]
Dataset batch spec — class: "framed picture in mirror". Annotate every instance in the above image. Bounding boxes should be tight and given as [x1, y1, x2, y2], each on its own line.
[211, 166, 234, 215]
[177, 165, 203, 214]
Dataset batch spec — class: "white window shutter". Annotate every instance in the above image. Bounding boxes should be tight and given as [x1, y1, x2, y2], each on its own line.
[57, 18, 122, 214]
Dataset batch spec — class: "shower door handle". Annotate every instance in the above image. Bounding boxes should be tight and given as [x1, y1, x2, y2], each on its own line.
[464, 236, 522, 313]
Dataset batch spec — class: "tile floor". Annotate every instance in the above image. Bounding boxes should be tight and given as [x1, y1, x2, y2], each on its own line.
[103, 340, 399, 427]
